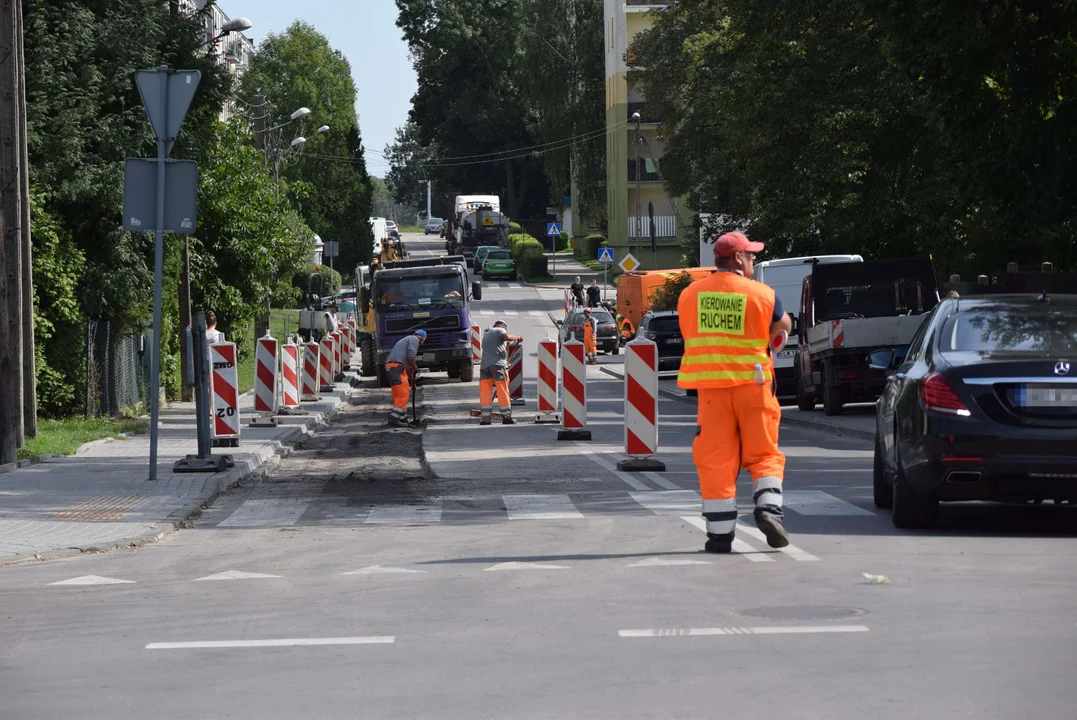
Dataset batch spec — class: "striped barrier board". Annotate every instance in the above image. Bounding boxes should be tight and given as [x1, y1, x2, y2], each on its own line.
[330, 331, 343, 379]
[319, 336, 335, 392]
[509, 338, 524, 406]
[209, 342, 241, 446]
[301, 342, 320, 401]
[471, 324, 481, 363]
[281, 344, 301, 408]
[617, 337, 665, 471]
[535, 338, 560, 423]
[557, 339, 590, 441]
[251, 336, 279, 427]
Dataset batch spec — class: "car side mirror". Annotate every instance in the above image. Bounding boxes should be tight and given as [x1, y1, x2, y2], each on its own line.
[471, 281, 482, 301]
[555, 319, 563, 327]
[867, 349, 895, 371]
[360, 288, 370, 308]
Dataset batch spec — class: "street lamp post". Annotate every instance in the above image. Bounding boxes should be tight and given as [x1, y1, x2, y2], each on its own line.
[633, 111, 642, 268]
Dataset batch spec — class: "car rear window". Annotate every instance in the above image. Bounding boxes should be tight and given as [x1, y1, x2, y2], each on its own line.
[649, 316, 680, 333]
[488, 251, 511, 259]
[941, 309, 1077, 353]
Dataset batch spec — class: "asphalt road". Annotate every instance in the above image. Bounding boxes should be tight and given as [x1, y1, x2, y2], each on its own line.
[2, 233, 1075, 719]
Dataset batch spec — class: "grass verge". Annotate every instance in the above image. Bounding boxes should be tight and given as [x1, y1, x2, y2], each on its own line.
[17, 417, 149, 461]
[399, 225, 425, 234]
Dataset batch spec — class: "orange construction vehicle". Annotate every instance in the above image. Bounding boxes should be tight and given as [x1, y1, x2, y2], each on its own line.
[615, 267, 715, 341]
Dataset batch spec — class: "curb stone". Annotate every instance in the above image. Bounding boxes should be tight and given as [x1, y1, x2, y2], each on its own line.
[0, 394, 347, 567]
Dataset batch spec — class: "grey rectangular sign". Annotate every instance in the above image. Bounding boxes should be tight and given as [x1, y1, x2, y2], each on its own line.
[122, 158, 198, 234]
[323, 241, 339, 258]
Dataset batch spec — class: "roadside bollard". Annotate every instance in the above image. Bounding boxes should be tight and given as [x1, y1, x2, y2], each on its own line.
[509, 337, 525, 406]
[319, 336, 335, 393]
[617, 336, 665, 471]
[250, 334, 279, 428]
[535, 337, 560, 424]
[281, 343, 303, 412]
[557, 339, 590, 441]
[302, 341, 320, 401]
[330, 330, 344, 381]
[471, 324, 481, 363]
[210, 342, 241, 448]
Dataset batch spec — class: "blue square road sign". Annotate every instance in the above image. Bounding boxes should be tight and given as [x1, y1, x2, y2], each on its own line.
[546, 222, 562, 237]
[597, 247, 615, 264]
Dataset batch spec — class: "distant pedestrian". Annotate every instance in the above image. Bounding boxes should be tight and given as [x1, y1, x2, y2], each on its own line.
[570, 276, 584, 307]
[205, 310, 224, 345]
[479, 320, 522, 425]
[586, 279, 601, 308]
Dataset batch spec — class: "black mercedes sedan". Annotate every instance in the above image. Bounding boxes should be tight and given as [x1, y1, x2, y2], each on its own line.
[871, 294, 1077, 528]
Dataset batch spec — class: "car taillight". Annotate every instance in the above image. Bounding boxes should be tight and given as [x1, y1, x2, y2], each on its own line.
[919, 373, 970, 417]
[602, 324, 616, 331]
[569, 326, 582, 333]
[483, 260, 488, 267]
[510, 259, 516, 266]
[643, 331, 656, 340]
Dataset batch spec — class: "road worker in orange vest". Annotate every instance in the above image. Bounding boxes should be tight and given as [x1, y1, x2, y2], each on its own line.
[677, 232, 793, 553]
[582, 307, 599, 364]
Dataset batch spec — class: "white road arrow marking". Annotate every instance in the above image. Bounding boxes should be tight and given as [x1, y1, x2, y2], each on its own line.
[49, 575, 135, 586]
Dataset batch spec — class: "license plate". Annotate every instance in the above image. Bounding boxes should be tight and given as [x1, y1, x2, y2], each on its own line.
[666, 338, 683, 345]
[1017, 385, 1077, 408]
[777, 348, 796, 359]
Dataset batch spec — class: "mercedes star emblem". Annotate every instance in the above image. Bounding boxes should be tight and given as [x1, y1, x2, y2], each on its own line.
[1054, 361, 1071, 376]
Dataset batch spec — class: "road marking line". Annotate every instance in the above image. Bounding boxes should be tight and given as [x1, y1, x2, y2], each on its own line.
[680, 516, 774, 562]
[579, 450, 649, 491]
[736, 521, 821, 562]
[528, 310, 544, 316]
[627, 557, 711, 567]
[365, 504, 443, 524]
[503, 309, 519, 316]
[485, 561, 569, 571]
[630, 490, 700, 516]
[342, 565, 426, 575]
[642, 471, 681, 490]
[502, 494, 584, 520]
[507, 283, 521, 288]
[195, 570, 281, 581]
[217, 498, 313, 528]
[783, 490, 876, 516]
[146, 636, 395, 650]
[478, 310, 494, 316]
[49, 575, 135, 586]
[618, 626, 868, 638]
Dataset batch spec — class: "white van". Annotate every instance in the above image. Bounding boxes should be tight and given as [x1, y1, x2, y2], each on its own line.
[369, 217, 388, 257]
[755, 255, 863, 396]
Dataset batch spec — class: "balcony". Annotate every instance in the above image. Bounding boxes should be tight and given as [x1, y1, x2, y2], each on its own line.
[627, 159, 662, 183]
[628, 215, 679, 239]
[627, 102, 661, 124]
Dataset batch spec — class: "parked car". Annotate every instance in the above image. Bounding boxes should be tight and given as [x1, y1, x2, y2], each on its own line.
[386, 221, 400, 238]
[425, 218, 444, 234]
[559, 308, 619, 355]
[473, 246, 500, 273]
[871, 294, 1077, 529]
[638, 310, 683, 370]
[481, 249, 516, 280]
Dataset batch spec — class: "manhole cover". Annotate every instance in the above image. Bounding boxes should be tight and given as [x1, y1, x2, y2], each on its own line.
[736, 606, 867, 621]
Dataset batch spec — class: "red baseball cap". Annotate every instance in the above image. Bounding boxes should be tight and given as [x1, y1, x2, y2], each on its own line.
[714, 231, 764, 258]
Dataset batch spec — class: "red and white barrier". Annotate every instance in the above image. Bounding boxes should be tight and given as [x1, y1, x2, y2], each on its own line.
[616, 338, 666, 470]
[301, 342, 320, 400]
[281, 344, 301, 408]
[209, 342, 241, 445]
[535, 337, 560, 423]
[509, 338, 524, 406]
[564, 290, 573, 315]
[251, 335, 279, 426]
[319, 336, 335, 391]
[345, 319, 358, 367]
[471, 324, 481, 363]
[557, 339, 590, 440]
[330, 331, 343, 379]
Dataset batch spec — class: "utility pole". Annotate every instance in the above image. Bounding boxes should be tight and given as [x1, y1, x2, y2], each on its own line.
[0, 0, 24, 461]
[632, 112, 642, 268]
[15, 0, 33, 437]
[426, 180, 431, 222]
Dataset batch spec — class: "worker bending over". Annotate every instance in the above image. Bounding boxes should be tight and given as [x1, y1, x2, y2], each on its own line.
[677, 232, 793, 553]
[479, 320, 521, 425]
[582, 307, 598, 365]
[385, 329, 426, 427]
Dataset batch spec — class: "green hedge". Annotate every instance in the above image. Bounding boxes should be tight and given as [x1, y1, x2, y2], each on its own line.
[508, 221, 523, 235]
[557, 232, 570, 252]
[575, 233, 607, 260]
[508, 233, 549, 280]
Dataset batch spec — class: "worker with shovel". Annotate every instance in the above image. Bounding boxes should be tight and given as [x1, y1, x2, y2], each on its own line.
[479, 320, 522, 425]
[386, 329, 426, 427]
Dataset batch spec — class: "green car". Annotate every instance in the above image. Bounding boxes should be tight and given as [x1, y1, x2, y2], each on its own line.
[481, 249, 517, 280]
[472, 246, 500, 273]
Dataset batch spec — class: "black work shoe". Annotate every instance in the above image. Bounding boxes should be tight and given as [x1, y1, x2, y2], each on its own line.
[502, 417, 516, 425]
[479, 419, 491, 426]
[704, 537, 732, 553]
[388, 417, 405, 428]
[755, 510, 790, 549]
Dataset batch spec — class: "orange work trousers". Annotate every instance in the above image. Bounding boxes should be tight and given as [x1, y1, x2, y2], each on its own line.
[583, 323, 597, 356]
[479, 372, 510, 418]
[694, 383, 785, 535]
[386, 362, 410, 421]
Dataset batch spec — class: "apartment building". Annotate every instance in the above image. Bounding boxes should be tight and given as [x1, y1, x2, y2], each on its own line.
[176, 0, 255, 120]
[603, 0, 692, 270]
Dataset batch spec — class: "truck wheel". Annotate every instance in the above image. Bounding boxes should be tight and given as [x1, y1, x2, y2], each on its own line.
[795, 375, 816, 412]
[376, 362, 389, 388]
[892, 460, 939, 529]
[873, 437, 893, 509]
[459, 360, 474, 383]
[822, 372, 844, 416]
[359, 335, 376, 377]
[447, 363, 461, 380]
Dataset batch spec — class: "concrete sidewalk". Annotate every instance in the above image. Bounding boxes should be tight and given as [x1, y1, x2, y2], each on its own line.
[599, 364, 876, 441]
[0, 386, 349, 565]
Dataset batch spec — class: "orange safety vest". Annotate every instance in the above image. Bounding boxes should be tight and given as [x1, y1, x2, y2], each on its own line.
[676, 270, 775, 389]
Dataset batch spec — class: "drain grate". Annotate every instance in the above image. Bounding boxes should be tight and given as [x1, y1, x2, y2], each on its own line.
[52, 496, 145, 522]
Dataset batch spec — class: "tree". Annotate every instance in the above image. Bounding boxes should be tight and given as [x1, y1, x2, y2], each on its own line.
[239, 21, 375, 271]
[384, 119, 435, 212]
[395, 0, 549, 220]
[630, 0, 1077, 276]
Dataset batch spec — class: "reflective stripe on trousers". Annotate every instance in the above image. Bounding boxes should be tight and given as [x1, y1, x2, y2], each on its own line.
[753, 475, 783, 518]
[702, 498, 737, 536]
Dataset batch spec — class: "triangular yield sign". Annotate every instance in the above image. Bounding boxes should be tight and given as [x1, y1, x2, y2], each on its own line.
[194, 570, 281, 581]
[484, 561, 569, 572]
[49, 575, 136, 586]
[343, 565, 426, 575]
[626, 557, 711, 568]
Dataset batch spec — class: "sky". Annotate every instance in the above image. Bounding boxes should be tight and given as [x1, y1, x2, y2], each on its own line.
[222, 0, 416, 178]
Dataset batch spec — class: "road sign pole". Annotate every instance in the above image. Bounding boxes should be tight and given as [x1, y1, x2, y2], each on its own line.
[148, 65, 169, 483]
